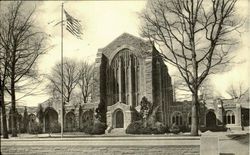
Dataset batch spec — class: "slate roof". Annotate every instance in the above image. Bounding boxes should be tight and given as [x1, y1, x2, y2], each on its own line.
[99, 33, 152, 59]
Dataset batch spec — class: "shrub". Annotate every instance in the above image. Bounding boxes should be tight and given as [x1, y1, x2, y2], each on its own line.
[140, 126, 152, 134]
[91, 120, 107, 134]
[169, 124, 180, 134]
[126, 121, 143, 134]
[80, 119, 107, 135]
[199, 126, 207, 132]
[126, 121, 168, 134]
[45, 121, 61, 134]
[155, 122, 168, 134]
[80, 119, 93, 134]
[179, 125, 190, 133]
[29, 122, 43, 134]
[200, 125, 227, 132]
[95, 99, 106, 123]
[51, 122, 61, 133]
[19, 127, 27, 133]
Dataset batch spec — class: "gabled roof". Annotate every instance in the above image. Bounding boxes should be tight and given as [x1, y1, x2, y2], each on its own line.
[99, 33, 152, 59]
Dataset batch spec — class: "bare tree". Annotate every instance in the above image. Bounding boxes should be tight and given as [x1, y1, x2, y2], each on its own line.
[199, 79, 219, 100]
[226, 81, 249, 100]
[172, 74, 192, 101]
[78, 61, 94, 103]
[0, 2, 49, 137]
[173, 76, 218, 102]
[140, 0, 243, 135]
[47, 58, 80, 105]
[0, 52, 9, 138]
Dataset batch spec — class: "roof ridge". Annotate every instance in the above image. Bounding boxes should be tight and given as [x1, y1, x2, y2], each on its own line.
[101, 32, 149, 51]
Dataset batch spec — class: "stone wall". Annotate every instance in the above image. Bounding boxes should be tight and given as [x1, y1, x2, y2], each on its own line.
[151, 46, 173, 125]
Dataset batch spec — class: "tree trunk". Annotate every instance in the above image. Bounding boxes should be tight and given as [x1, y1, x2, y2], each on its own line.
[191, 91, 199, 136]
[83, 96, 87, 103]
[11, 78, 17, 137]
[0, 85, 9, 138]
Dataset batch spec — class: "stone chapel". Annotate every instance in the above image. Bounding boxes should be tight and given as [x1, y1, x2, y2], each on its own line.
[92, 33, 173, 131]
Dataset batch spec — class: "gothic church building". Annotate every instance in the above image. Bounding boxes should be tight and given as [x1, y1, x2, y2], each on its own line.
[1, 33, 247, 134]
[92, 33, 173, 130]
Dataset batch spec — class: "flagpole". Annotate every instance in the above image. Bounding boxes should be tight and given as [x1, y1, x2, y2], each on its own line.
[61, 2, 64, 139]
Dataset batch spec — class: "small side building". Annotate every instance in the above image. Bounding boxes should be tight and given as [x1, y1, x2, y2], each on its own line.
[168, 91, 249, 131]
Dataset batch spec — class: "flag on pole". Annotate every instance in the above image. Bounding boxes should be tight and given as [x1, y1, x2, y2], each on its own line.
[64, 9, 83, 39]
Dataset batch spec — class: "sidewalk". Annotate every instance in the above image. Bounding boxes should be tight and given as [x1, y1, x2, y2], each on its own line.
[2, 133, 201, 142]
[1, 132, 199, 139]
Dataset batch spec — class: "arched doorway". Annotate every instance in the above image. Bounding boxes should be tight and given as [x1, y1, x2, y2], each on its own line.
[115, 110, 124, 128]
[65, 112, 75, 132]
[44, 108, 58, 133]
[28, 114, 36, 133]
[206, 111, 216, 127]
[80, 110, 94, 130]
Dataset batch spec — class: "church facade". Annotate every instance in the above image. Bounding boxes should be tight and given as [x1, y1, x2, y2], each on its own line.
[1, 33, 248, 134]
[92, 33, 173, 131]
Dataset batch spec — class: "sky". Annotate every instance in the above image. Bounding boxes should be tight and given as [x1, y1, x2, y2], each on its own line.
[1, 0, 249, 107]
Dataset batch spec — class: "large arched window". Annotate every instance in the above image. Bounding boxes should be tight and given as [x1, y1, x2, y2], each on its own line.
[225, 110, 235, 124]
[172, 112, 183, 126]
[109, 49, 140, 106]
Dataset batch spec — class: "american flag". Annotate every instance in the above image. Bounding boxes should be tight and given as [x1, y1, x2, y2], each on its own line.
[64, 10, 83, 39]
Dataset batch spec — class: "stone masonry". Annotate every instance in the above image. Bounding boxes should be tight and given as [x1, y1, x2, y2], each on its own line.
[93, 33, 173, 131]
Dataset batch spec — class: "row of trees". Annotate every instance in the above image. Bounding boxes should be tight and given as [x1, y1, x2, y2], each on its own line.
[0, 2, 95, 139]
[173, 76, 249, 102]
[0, 2, 50, 138]
[46, 58, 95, 110]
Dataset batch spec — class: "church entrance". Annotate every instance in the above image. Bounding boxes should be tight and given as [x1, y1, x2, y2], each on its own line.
[106, 102, 132, 132]
[206, 111, 216, 128]
[115, 110, 124, 128]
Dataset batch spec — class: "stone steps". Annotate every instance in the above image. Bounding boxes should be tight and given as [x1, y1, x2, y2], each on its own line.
[108, 128, 126, 135]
